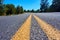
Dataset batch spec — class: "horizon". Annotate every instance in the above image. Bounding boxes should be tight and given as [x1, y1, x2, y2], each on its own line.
[4, 0, 52, 10]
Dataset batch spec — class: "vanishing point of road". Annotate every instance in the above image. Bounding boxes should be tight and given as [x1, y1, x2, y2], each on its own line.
[0, 13, 60, 40]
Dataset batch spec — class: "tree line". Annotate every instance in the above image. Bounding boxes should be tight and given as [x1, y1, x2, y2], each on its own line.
[0, 0, 60, 15]
[0, 0, 24, 16]
[40, 0, 60, 12]
[24, 0, 60, 12]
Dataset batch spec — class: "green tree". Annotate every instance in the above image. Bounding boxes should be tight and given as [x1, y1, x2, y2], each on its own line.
[0, 0, 4, 15]
[36, 9, 40, 13]
[27, 10, 30, 12]
[20, 6, 24, 13]
[5, 4, 16, 15]
[40, 0, 48, 12]
[31, 9, 34, 12]
[24, 10, 27, 12]
[49, 0, 60, 12]
[16, 6, 24, 14]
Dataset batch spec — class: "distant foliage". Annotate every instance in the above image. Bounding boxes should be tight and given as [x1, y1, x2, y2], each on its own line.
[0, 0, 24, 16]
[0, 4, 24, 15]
[47, 0, 60, 12]
[40, 0, 60, 12]
[0, 0, 60, 16]
[40, 0, 49, 12]
[49, 0, 60, 12]
[0, 0, 4, 15]
[4, 4, 15, 15]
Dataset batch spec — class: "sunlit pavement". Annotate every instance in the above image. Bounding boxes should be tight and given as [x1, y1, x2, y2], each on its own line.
[0, 13, 60, 40]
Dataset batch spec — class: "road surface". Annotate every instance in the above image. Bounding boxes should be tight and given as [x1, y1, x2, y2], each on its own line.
[0, 13, 60, 40]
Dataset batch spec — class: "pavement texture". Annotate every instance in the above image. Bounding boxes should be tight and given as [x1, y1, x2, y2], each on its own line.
[34, 15, 60, 40]
[0, 14, 30, 40]
[30, 16, 48, 40]
[35, 13, 60, 30]
[11, 14, 31, 40]
[0, 13, 60, 40]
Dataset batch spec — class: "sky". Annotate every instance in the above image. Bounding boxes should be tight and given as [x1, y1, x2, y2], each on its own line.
[4, 0, 52, 10]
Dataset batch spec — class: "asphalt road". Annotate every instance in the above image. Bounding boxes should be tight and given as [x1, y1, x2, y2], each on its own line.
[34, 13, 60, 30]
[0, 13, 60, 40]
[30, 16, 48, 40]
[0, 14, 30, 40]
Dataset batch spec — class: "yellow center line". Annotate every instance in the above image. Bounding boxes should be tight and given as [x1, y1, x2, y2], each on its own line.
[11, 14, 32, 40]
[33, 15, 60, 40]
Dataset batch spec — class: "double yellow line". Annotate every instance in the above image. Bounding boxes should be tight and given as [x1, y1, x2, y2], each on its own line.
[11, 14, 60, 40]
[33, 15, 60, 40]
[11, 15, 32, 40]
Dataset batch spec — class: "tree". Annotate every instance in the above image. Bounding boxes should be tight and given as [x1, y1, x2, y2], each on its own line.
[20, 6, 24, 13]
[26, 10, 29, 12]
[0, 0, 4, 15]
[49, 0, 60, 12]
[44, 0, 60, 12]
[40, 0, 48, 12]
[36, 9, 40, 13]
[24, 10, 27, 12]
[16, 6, 24, 14]
[5, 4, 16, 15]
[31, 9, 34, 12]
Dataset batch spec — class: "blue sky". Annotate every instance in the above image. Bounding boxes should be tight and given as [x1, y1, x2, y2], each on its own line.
[4, 0, 52, 10]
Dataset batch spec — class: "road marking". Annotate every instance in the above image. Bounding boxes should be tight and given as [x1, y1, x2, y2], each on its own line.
[11, 15, 32, 40]
[33, 15, 60, 40]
